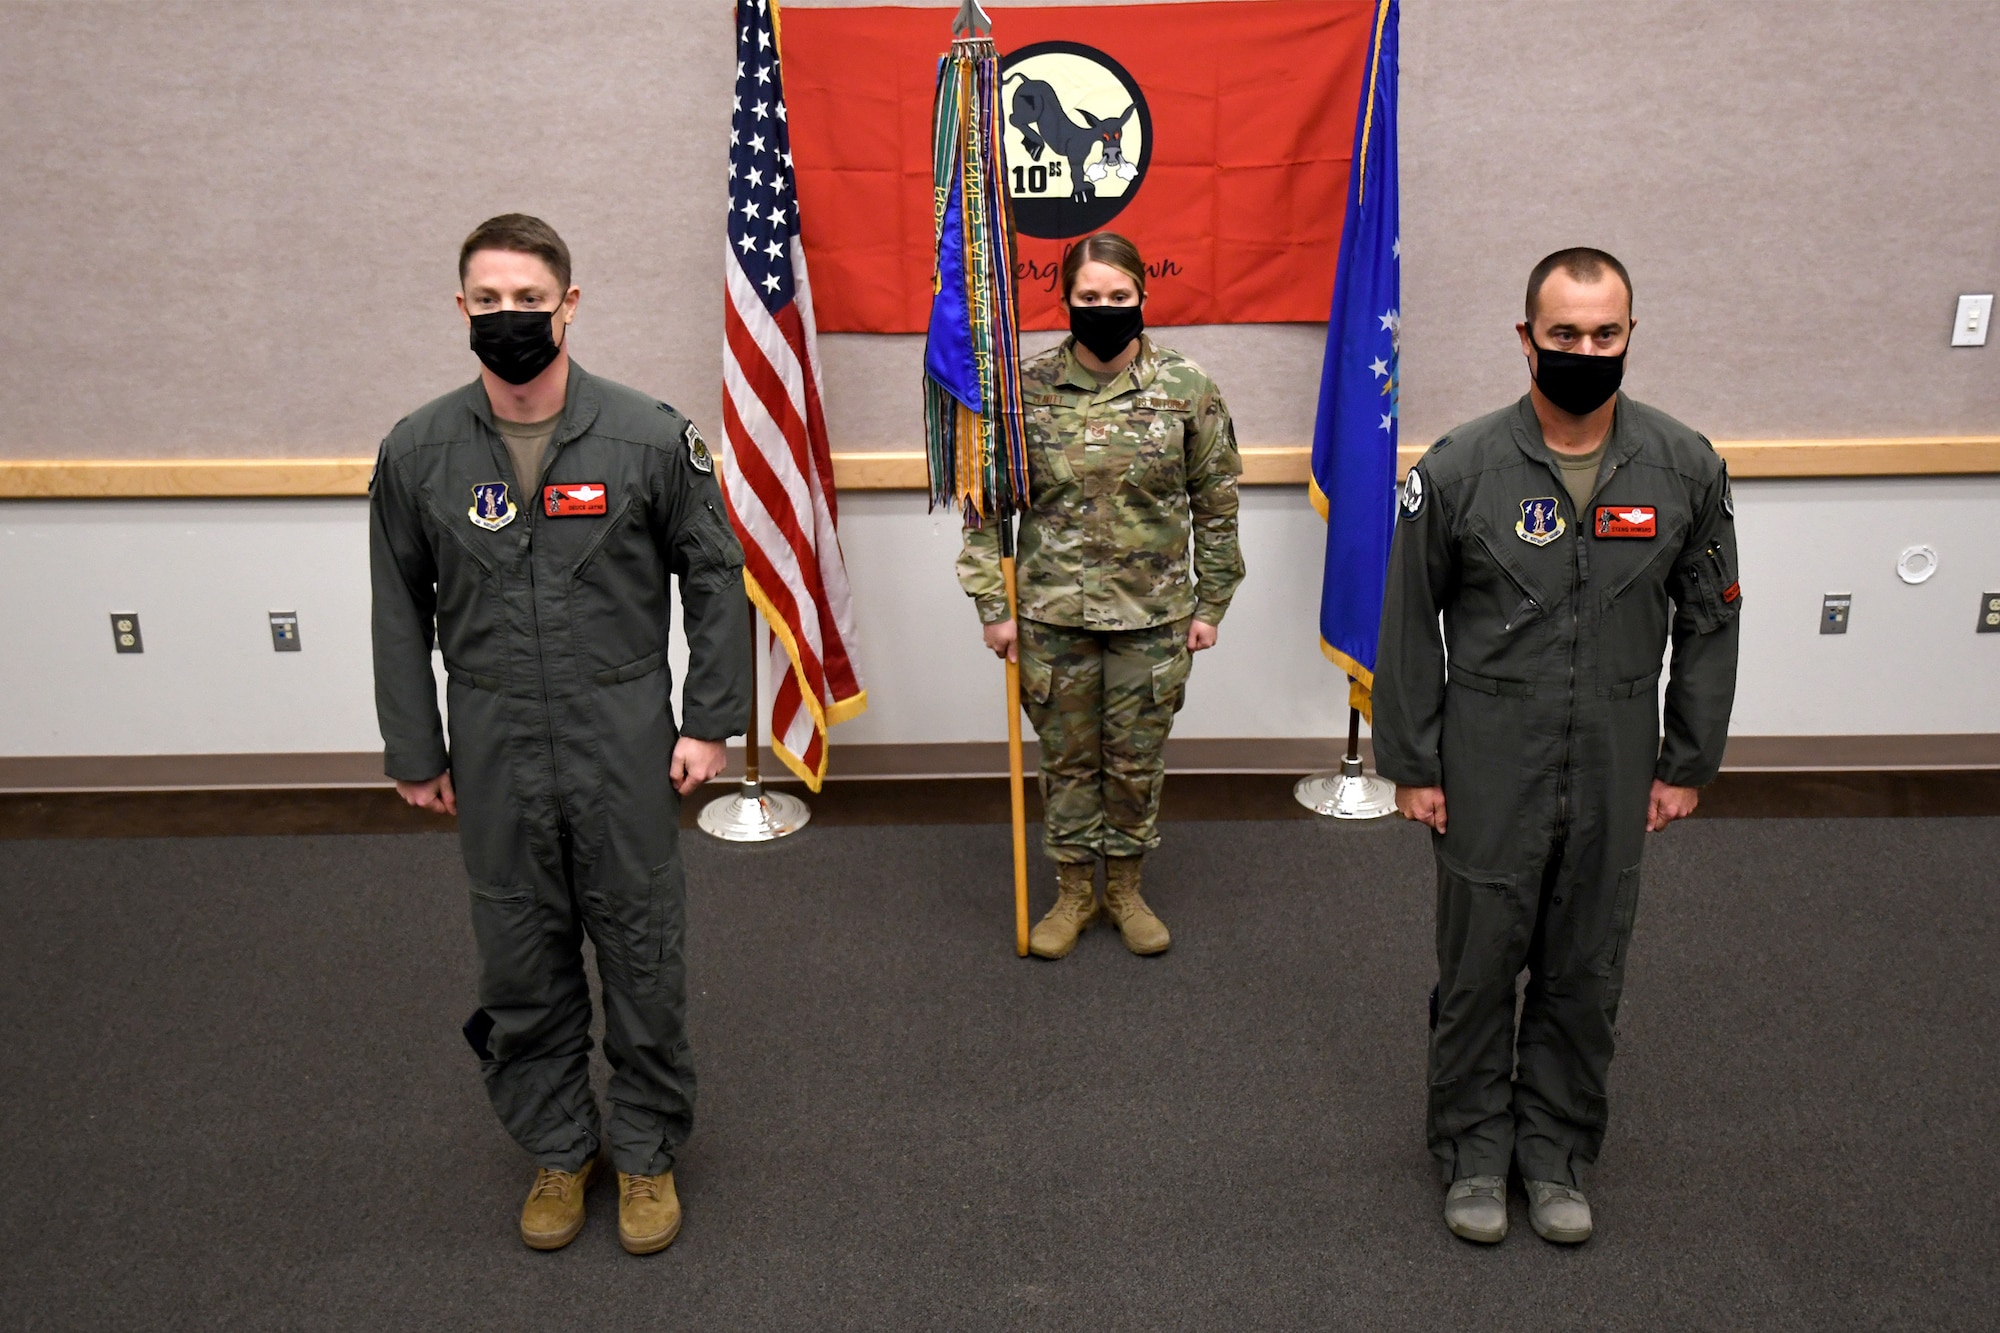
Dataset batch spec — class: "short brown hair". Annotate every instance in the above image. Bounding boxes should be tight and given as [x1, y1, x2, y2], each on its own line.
[1526, 247, 1631, 322]
[458, 214, 573, 291]
[1060, 231, 1147, 302]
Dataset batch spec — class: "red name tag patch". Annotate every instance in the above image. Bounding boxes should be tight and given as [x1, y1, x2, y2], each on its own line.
[1594, 505, 1657, 538]
[543, 483, 608, 517]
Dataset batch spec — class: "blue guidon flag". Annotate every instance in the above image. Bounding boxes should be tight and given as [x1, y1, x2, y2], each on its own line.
[1308, 0, 1399, 718]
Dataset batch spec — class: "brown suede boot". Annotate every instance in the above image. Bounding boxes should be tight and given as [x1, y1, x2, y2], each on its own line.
[1028, 861, 1100, 959]
[1103, 855, 1170, 955]
[617, 1170, 683, 1255]
[519, 1157, 596, 1251]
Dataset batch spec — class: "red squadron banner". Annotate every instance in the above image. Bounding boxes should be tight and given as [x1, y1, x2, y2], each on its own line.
[780, 0, 1374, 332]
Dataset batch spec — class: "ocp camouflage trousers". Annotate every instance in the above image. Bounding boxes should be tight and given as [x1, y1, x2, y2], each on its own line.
[1018, 617, 1192, 863]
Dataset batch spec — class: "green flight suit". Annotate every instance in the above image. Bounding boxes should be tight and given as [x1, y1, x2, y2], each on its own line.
[1372, 393, 1740, 1187]
[957, 336, 1245, 861]
[370, 361, 750, 1177]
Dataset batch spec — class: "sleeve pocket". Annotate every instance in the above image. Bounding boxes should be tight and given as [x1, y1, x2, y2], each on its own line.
[1676, 542, 1741, 632]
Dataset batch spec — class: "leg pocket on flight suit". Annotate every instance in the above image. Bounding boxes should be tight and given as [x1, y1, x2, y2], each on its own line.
[1591, 864, 1644, 976]
[646, 859, 687, 968]
[1598, 864, 1644, 1017]
[1434, 853, 1533, 997]
[468, 883, 546, 1007]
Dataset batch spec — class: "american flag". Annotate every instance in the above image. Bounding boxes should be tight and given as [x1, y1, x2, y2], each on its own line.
[720, 0, 867, 789]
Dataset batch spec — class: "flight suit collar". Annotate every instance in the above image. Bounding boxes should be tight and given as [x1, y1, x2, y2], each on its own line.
[1054, 334, 1159, 402]
[1508, 391, 1644, 476]
[468, 358, 603, 448]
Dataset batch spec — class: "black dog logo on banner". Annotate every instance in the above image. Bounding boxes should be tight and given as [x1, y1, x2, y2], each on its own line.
[997, 41, 1152, 238]
[1003, 72, 1138, 203]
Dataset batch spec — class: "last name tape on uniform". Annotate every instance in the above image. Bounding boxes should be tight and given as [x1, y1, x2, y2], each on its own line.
[544, 483, 609, 517]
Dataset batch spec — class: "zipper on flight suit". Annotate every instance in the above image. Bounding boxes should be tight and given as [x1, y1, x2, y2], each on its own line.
[520, 427, 573, 815]
[1552, 461, 1613, 845]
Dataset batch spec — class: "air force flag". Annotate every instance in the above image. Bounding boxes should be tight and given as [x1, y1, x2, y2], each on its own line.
[1308, 0, 1400, 718]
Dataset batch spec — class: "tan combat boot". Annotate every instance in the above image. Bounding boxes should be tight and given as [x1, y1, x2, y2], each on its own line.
[1028, 861, 1100, 959]
[618, 1170, 683, 1255]
[1103, 855, 1170, 955]
[519, 1157, 596, 1250]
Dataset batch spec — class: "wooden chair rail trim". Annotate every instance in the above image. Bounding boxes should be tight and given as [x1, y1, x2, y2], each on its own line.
[2, 437, 1996, 497]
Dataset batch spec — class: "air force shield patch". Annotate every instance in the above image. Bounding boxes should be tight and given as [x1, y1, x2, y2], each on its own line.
[1515, 496, 1565, 546]
[468, 481, 517, 532]
[685, 422, 713, 474]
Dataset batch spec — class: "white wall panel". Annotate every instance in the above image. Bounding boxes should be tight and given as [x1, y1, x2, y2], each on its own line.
[6, 478, 1996, 758]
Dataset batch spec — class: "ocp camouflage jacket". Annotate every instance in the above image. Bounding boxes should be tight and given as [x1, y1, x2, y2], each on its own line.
[956, 336, 1245, 631]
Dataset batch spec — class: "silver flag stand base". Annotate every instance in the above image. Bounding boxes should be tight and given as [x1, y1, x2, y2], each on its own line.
[1295, 755, 1398, 820]
[696, 780, 811, 842]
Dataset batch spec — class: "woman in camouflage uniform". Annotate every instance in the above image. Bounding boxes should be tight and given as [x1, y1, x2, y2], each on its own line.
[957, 232, 1245, 959]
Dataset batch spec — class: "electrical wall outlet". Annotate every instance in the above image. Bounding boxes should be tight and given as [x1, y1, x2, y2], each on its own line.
[110, 612, 144, 653]
[1820, 593, 1851, 635]
[1979, 592, 2000, 634]
[268, 611, 301, 651]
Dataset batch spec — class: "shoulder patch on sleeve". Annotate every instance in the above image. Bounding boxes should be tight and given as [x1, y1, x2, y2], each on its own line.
[684, 421, 713, 474]
[1401, 466, 1427, 520]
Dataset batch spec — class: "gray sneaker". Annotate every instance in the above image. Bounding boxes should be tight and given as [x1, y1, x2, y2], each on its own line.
[1443, 1175, 1508, 1243]
[1525, 1179, 1593, 1243]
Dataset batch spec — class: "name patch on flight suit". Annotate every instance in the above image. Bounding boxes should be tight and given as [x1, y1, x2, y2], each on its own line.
[468, 481, 517, 532]
[1594, 505, 1657, 538]
[1516, 496, 1564, 546]
[544, 483, 608, 517]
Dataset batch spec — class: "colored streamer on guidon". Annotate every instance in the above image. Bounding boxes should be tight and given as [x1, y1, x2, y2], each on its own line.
[923, 42, 1027, 527]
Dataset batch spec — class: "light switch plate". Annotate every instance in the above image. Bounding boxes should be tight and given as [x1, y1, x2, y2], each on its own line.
[269, 611, 301, 651]
[1979, 592, 2000, 634]
[110, 612, 144, 653]
[1820, 593, 1851, 635]
[1952, 293, 1993, 347]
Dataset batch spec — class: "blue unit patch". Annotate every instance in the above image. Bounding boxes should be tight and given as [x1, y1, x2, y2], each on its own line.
[468, 481, 517, 532]
[1515, 496, 1565, 546]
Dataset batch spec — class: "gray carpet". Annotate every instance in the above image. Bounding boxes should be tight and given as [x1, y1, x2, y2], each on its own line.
[2, 816, 1996, 1330]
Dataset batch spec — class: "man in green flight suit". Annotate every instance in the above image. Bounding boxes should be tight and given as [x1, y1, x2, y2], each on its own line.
[1372, 248, 1740, 1245]
[371, 214, 750, 1254]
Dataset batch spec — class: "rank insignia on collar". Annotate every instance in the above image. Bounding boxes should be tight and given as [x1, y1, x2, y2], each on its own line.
[1516, 496, 1565, 546]
[468, 481, 517, 531]
[685, 422, 713, 474]
[1595, 504, 1657, 538]
[544, 483, 608, 517]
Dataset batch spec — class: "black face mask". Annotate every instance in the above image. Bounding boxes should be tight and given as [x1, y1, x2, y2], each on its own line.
[469, 309, 563, 385]
[1068, 302, 1144, 363]
[1531, 340, 1625, 416]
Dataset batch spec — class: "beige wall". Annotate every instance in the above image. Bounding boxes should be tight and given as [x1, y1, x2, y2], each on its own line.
[1, 0, 1994, 460]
